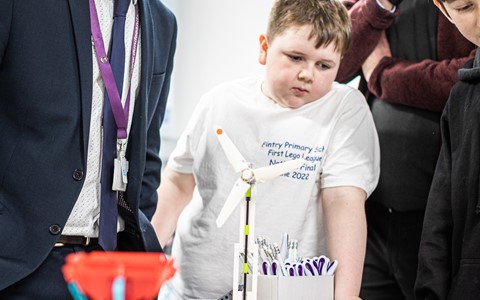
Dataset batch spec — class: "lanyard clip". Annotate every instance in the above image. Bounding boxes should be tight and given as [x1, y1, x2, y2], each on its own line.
[117, 139, 127, 155]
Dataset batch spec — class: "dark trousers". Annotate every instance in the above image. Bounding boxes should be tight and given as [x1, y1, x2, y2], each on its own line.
[0, 244, 102, 299]
[360, 202, 425, 300]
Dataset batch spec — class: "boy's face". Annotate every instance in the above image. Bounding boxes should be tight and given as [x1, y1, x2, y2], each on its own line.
[435, 0, 480, 46]
[258, 25, 342, 109]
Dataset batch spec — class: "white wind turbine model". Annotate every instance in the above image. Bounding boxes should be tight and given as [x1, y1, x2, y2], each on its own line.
[215, 126, 304, 300]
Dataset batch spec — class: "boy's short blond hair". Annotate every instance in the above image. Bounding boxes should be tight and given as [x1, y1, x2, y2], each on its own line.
[267, 0, 351, 55]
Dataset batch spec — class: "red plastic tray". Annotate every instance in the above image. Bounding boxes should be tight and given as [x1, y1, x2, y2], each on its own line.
[62, 251, 176, 300]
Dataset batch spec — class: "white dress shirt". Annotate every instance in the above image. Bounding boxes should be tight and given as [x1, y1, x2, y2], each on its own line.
[63, 0, 141, 237]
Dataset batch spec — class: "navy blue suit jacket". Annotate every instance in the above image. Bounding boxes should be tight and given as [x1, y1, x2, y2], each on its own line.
[0, 0, 176, 290]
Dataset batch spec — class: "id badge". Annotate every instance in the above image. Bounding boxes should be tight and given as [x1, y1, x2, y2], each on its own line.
[112, 158, 127, 191]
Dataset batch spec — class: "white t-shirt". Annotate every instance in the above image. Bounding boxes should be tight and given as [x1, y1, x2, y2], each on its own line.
[165, 77, 380, 299]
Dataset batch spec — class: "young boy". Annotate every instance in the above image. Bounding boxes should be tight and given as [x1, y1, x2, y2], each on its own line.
[152, 0, 380, 299]
[415, 0, 480, 299]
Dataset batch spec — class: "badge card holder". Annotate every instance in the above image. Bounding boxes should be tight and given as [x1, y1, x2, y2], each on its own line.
[112, 139, 128, 192]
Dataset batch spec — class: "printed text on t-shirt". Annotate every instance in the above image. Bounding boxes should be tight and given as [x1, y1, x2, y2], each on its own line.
[261, 141, 324, 180]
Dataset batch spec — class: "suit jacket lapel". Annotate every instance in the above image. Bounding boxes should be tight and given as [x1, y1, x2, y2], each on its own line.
[137, 0, 153, 119]
[122, 0, 153, 210]
[68, 0, 93, 160]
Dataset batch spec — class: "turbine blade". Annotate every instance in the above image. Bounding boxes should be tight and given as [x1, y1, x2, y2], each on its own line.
[215, 126, 249, 172]
[254, 159, 305, 182]
[216, 178, 250, 228]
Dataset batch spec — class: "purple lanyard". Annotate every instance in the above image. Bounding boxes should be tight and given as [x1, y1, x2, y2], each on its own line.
[89, 0, 140, 140]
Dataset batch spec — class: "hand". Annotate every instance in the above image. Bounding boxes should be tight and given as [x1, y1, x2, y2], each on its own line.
[378, 0, 395, 11]
[361, 31, 392, 82]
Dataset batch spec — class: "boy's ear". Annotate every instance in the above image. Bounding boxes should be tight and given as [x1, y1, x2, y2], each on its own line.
[258, 34, 268, 65]
[433, 0, 454, 22]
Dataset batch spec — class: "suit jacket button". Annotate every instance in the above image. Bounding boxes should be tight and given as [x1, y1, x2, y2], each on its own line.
[49, 224, 62, 235]
[73, 169, 84, 181]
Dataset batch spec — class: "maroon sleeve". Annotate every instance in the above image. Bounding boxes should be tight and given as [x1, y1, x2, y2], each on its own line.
[367, 14, 476, 112]
[337, 0, 398, 82]
[337, 0, 476, 112]
[367, 50, 475, 112]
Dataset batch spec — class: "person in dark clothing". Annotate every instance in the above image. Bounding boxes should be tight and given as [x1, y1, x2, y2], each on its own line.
[336, 0, 476, 298]
[415, 0, 480, 298]
[0, 1, 176, 298]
